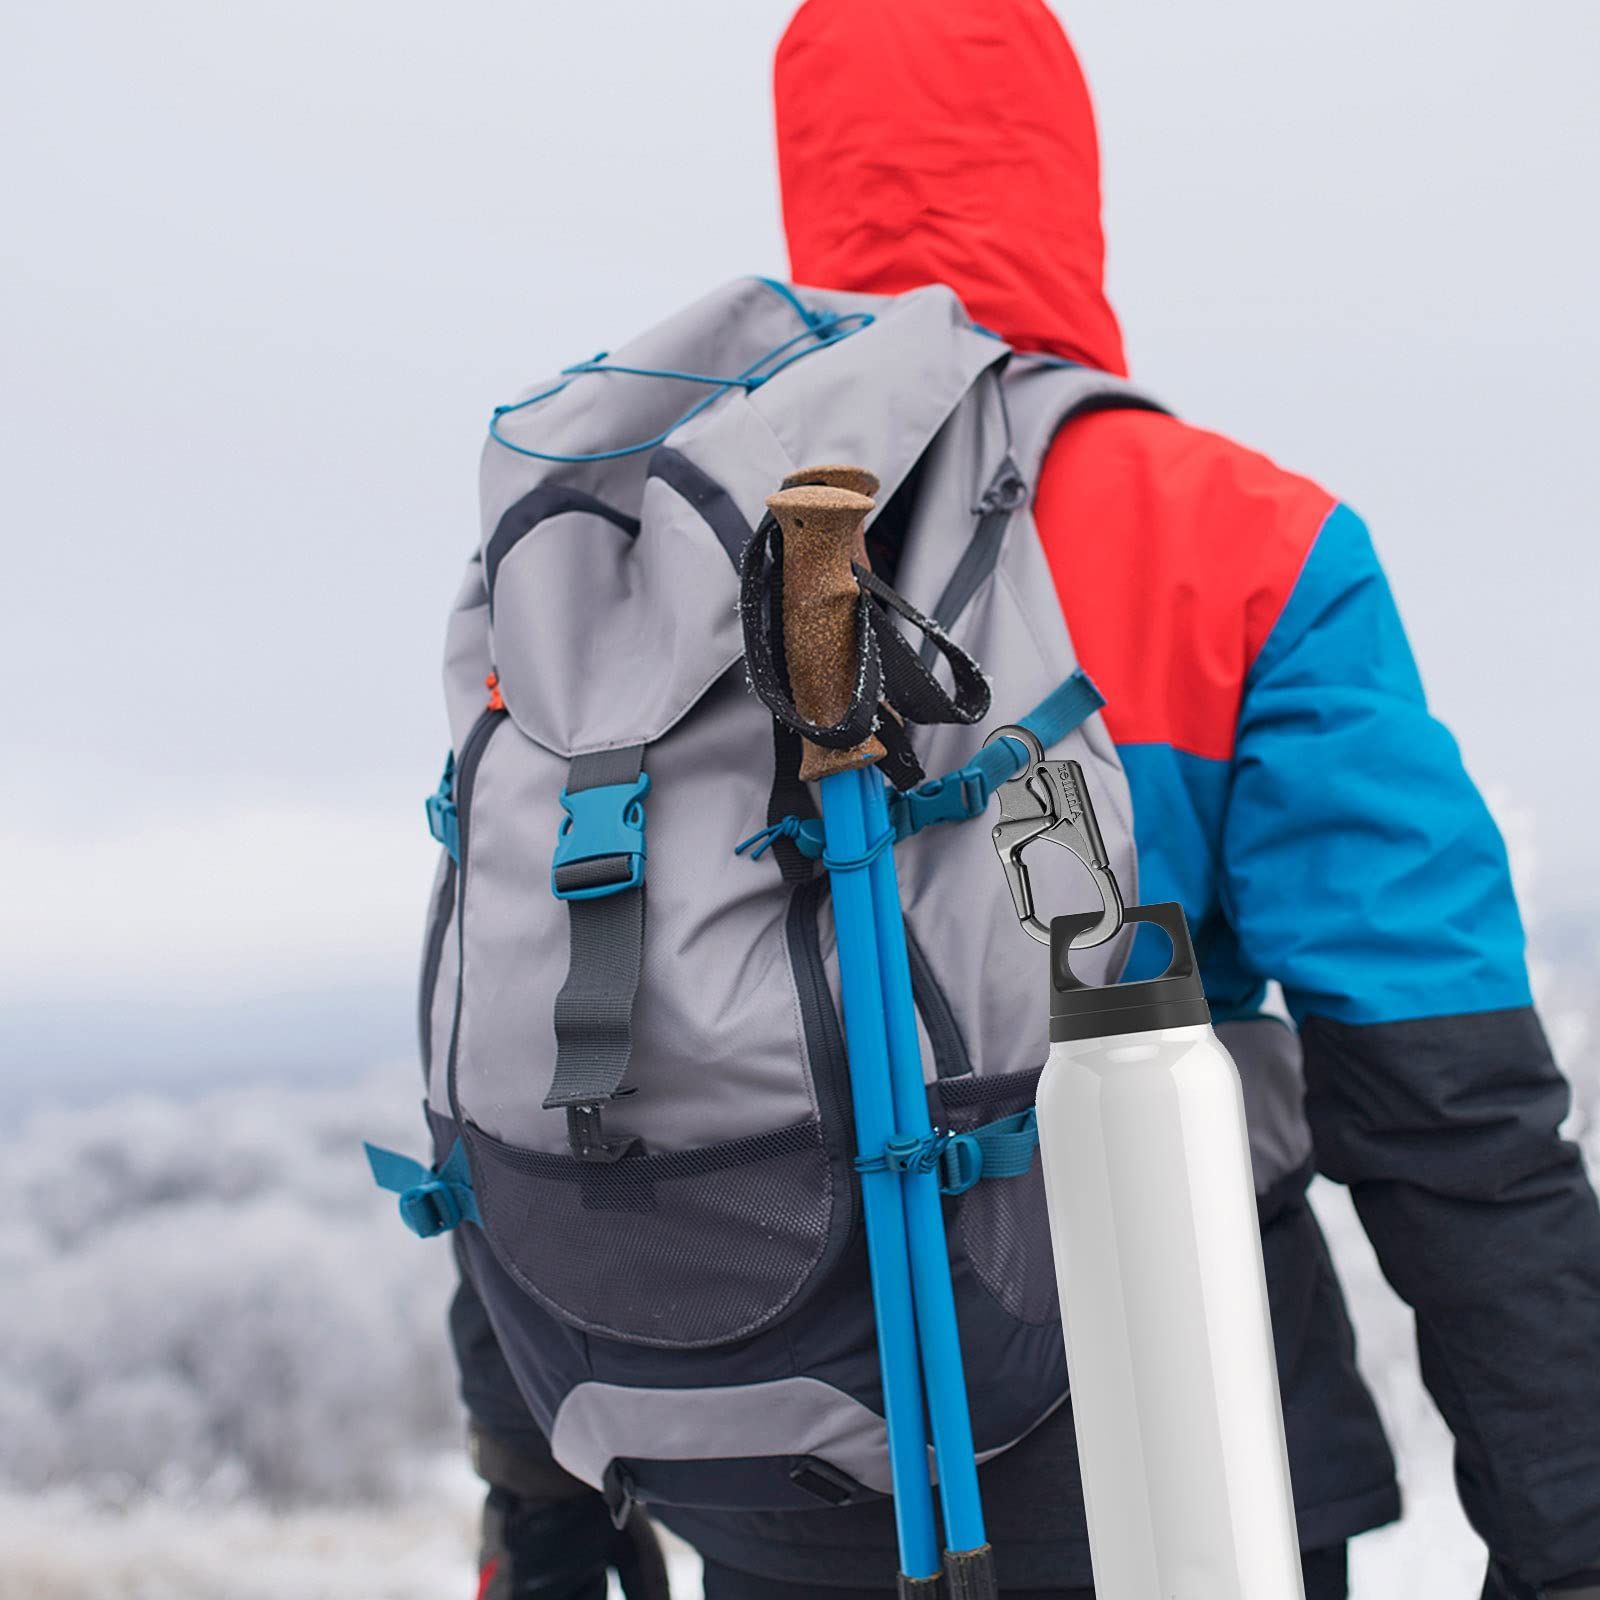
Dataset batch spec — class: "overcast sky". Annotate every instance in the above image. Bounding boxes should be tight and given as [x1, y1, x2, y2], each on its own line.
[3, 2, 1596, 1097]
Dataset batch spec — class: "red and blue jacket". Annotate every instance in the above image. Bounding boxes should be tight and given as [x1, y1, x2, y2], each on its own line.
[1037, 411, 1531, 1026]
[760, 0, 1600, 1588]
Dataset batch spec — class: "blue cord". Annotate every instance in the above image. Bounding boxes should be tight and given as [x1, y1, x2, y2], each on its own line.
[488, 281, 875, 464]
[563, 358, 765, 388]
[855, 1132, 945, 1177]
[734, 815, 824, 862]
[821, 825, 896, 875]
[754, 275, 828, 329]
[736, 814, 896, 872]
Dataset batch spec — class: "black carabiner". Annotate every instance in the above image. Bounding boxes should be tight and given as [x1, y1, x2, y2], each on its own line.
[984, 725, 1124, 948]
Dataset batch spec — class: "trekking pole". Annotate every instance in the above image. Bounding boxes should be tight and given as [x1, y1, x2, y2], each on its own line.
[769, 480, 997, 1600]
[767, 482, 944, 1597]
[858, 768, 998, 1600]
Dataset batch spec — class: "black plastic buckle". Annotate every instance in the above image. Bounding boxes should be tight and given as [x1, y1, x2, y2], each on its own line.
[566, 1102, 642, 1163]
[600, 1459, 637, 1529]
[788, 1455, 863, 1507]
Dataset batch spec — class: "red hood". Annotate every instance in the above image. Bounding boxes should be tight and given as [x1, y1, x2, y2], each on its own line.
[774, 0, 1126, 375]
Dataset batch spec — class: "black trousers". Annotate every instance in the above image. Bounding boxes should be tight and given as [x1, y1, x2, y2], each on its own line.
[700, 1543, 1350, 1600]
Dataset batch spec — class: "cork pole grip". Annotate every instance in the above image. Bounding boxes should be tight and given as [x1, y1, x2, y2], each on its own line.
[766, 479, 885, 781]
[782, 466, 880, 570]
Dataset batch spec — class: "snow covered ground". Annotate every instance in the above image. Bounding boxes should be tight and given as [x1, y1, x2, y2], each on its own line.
[1, 900, 1591, 1597]
[0, 1468, 481, 1600]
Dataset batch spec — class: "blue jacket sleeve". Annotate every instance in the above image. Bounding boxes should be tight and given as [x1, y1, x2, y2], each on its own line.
[1223, 504, 1600, 1584]
[1224, 503, 1529, 1027]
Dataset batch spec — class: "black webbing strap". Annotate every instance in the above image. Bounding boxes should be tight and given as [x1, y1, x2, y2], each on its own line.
[768, 724, 820, 884]
[759, 543, 823, 882]
[547, 745, 647, 1161]
[738, 511, 992, 788]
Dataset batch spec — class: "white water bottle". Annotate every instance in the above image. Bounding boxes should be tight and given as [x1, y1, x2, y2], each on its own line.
[1037, 902, 1305, 1600]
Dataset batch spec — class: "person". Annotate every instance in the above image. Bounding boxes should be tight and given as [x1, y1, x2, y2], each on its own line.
[455, 2, 1600, 1594]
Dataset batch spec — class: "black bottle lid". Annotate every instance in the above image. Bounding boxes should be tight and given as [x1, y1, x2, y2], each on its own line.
[1050, 901, 1212, 1042]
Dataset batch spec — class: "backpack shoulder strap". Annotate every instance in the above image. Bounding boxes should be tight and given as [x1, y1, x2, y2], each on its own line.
[1000, 361, 1169, 494]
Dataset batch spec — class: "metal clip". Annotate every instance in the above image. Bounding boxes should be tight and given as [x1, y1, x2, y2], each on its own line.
[984, 725, 1124, 948]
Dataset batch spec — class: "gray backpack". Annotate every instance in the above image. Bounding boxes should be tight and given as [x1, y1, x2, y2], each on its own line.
[370, 276, 1163, 1516]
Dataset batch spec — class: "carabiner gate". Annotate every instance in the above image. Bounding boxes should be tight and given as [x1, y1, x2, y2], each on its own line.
[984, 725, 1125, 948]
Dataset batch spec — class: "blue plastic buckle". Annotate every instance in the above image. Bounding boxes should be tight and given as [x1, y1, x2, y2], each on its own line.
[425, 753, 459, 863]
[398, 1177, 468, 1238]
[939, 1133, 984, 1195]
[891, 766, 994, 841]
[551, 775, 651, 901]
[365, 1139, 481, 1238]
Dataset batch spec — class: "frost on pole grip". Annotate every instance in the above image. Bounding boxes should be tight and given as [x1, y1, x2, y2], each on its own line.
[766, 482, 887, 781]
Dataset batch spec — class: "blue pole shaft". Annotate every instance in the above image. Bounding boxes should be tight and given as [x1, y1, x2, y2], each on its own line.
[818, 767, 942, 1583]
[859, 771, 991, 1559]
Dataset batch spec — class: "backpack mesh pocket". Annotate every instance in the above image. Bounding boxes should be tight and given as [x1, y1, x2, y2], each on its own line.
[463, 1117, 842, 1349]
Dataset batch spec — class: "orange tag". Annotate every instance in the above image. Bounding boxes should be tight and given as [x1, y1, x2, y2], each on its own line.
[485, 672, 505, 712]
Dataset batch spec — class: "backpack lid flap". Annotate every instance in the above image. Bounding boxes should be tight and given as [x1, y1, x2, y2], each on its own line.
[486, 470, 747, 757]
[479, 280, 1006, 758]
